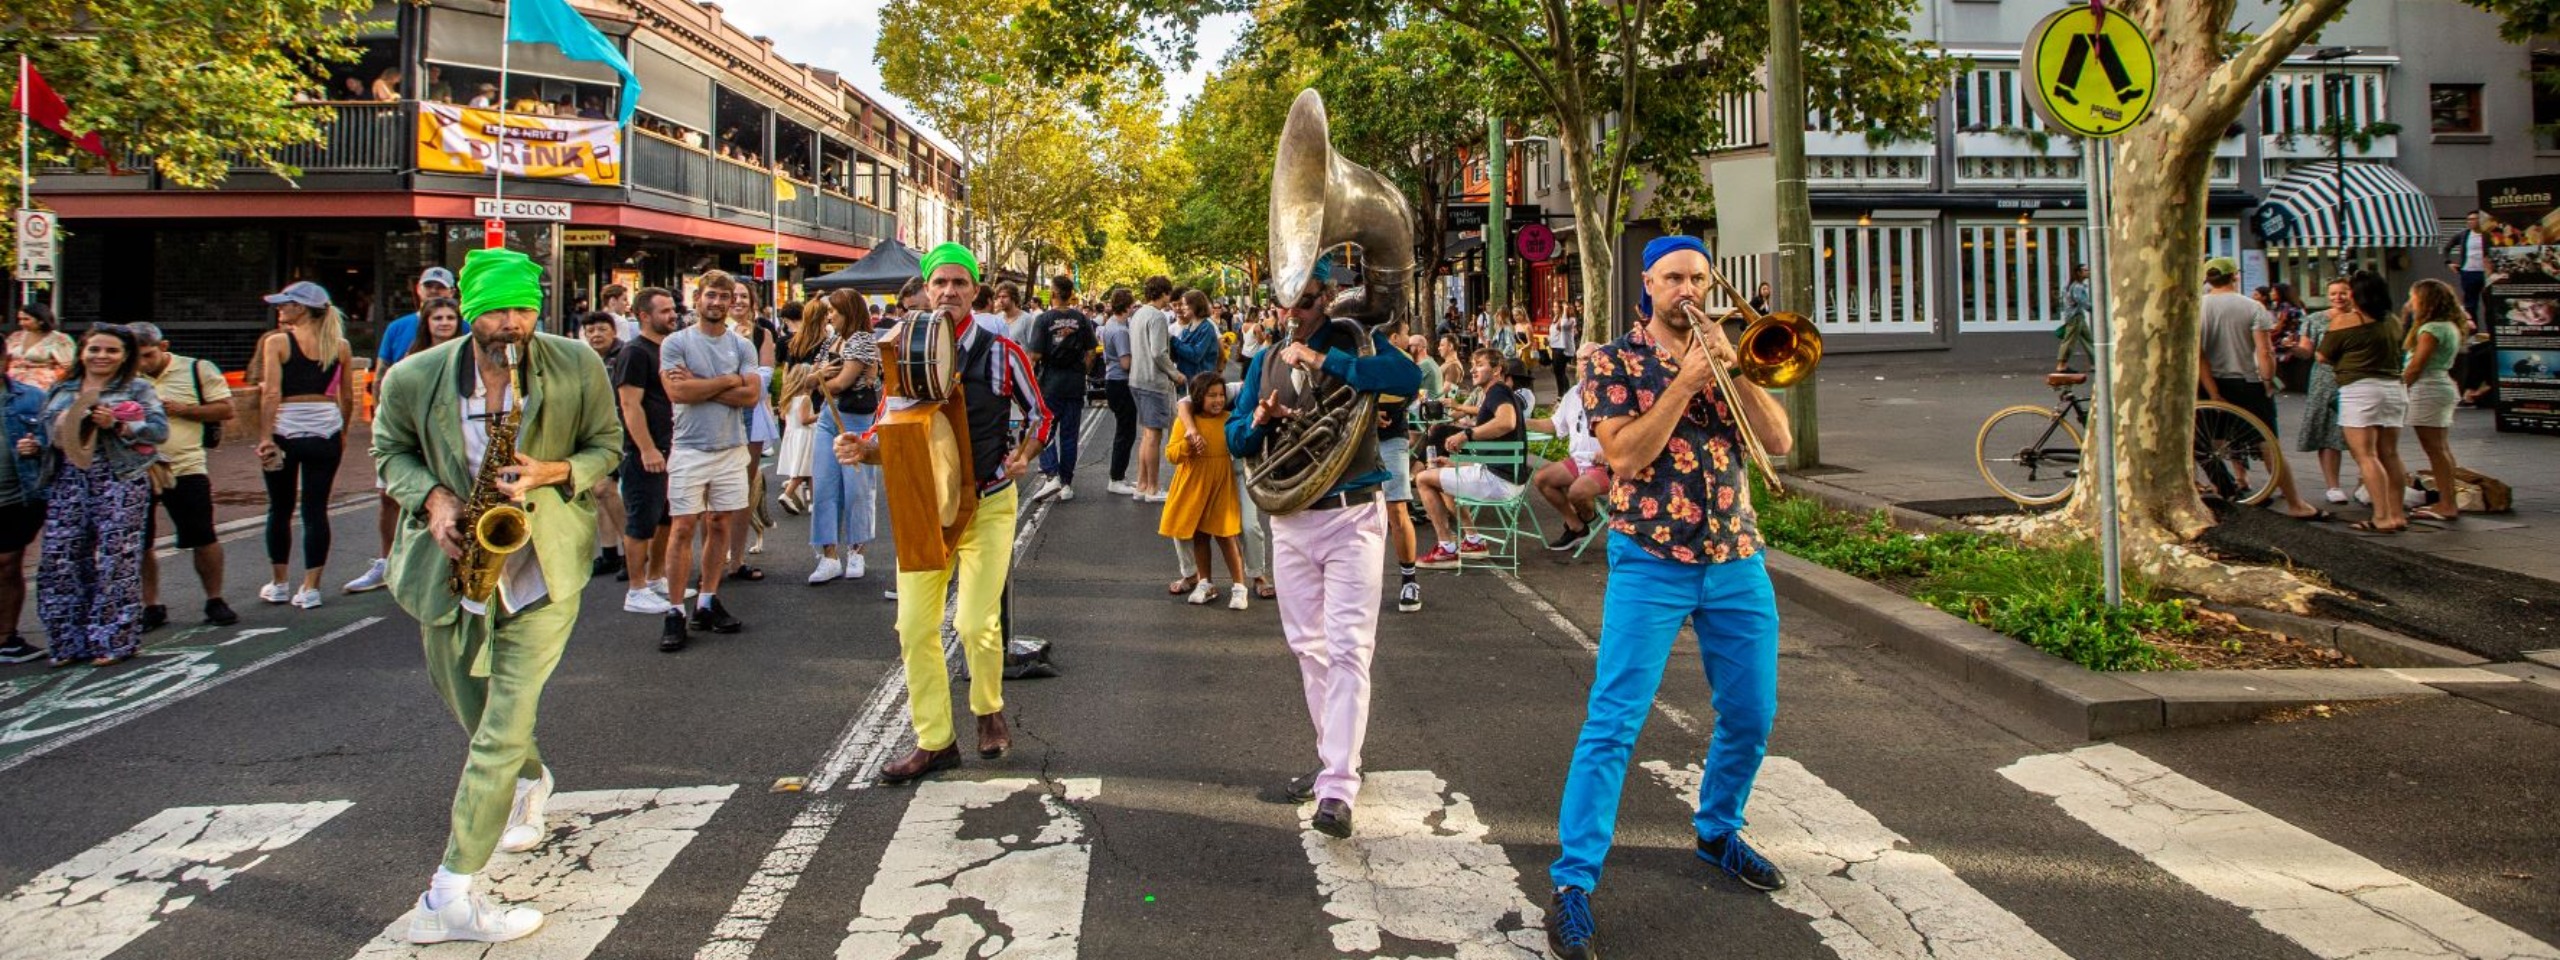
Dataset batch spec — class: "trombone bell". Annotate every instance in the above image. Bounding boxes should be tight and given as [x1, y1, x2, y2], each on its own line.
[1735, 312, 1823, 390]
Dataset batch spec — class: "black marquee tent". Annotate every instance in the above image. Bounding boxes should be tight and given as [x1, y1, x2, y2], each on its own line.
[802, 237, 923, 293]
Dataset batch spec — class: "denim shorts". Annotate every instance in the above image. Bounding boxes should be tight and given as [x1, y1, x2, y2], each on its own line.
[1379, 437, 1413, 502]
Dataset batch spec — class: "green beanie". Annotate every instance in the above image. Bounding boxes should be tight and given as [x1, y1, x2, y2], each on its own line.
[918, 242, 981, 283]
[460, 247, 545, 320]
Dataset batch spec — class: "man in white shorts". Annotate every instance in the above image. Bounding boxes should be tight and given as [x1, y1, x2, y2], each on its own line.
[658, 270, 762, 648]
[1416, 348, 1528, 568]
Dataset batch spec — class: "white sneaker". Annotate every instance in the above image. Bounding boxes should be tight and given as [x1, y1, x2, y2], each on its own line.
[624, 589, 674, 615]
[808, 557, 844, 584]
[1057, 485, 1076, 502]
[498, 767, 554, 854]
[2354, 486, 2371, 505]
[259, 581, 293, 604]
[404, 891, 544, 944]
[845, 553, 867, 580]
[1033, 478, 1065, 502]
[1228, 583, 1249, 611]
[1143, 490, 1170, 504]
[1106, 480, 1136, 496]
[1188, 580, 1216, 605]
[344, 558, 389, 593]
[648, 578, 671, 600]
[291, 588, 323, 610]
[2325, 487, 2350, 504]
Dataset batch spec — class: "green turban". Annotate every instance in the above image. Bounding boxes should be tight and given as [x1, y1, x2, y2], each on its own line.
[459, 247, 545, 320]
[918, 242, 981, 283]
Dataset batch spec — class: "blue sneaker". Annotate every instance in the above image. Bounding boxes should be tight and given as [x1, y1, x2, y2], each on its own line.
[1697, 831, 1788, 891]
[1547, 885, 1596, 959]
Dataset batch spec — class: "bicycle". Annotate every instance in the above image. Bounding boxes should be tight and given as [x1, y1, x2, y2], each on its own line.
[1974, 371, 2289, 508]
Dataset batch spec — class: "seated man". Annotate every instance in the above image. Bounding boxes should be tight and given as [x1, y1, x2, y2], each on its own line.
[1415, 348, 1527, 568]
[1531, 342, 1609, 552]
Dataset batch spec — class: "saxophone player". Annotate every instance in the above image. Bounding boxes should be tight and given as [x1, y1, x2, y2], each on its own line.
[371, 247, 625, 944]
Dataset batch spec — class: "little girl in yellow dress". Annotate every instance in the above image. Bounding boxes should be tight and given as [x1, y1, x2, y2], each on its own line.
[1161, 372, 1249, 610]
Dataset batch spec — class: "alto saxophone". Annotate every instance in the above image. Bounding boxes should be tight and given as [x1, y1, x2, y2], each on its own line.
[452, 344, 532, 603]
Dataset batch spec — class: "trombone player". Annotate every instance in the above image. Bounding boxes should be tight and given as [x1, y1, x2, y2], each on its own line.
[1545, 236, 1794, 960]
[373, 247, 624, 945]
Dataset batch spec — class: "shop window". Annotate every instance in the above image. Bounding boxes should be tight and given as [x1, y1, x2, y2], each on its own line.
[2535, 53, 2560, 150]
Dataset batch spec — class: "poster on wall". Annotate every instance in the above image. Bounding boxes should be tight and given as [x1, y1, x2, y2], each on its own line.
[417, 103, 624, 186]
[2475, 175, 2560, 434]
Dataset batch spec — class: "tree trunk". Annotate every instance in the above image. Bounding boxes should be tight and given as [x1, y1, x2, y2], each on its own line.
[1555, 119, 1618, 337]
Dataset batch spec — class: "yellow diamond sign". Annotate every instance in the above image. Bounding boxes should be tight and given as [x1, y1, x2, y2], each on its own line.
[2025, 5, 2157, 139]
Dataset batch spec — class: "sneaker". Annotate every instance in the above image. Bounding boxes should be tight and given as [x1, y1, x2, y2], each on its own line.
[1142, 490, 1169, 503]
[1034, 477, 1068, 503]
[2324, 487, 2350, 504]
[1057, 484, 1076, 502]
[140, 605, 169, 633]
[1105, 480, 1136, 496]
[1416, 546, 1463, 570]
[344, 558, 389, 593]
[0, 635, 41, 664]
[808, 557, 844, 584]
[1227, 583, 1249, 611]
[498, 767, 555, 854]
[291, 588, 324, 610]
[1397, 581, 1423, 613]
[693, 597, 743, 634]
[883, 588, 899, 601]
[1188, 580, 1217, 605]
[1546, 525, 1593, 552]
[844, 553, 867, 580]
[648, 578, 671, 599]
[660, 613, 689, 652]
[1457, 537, 1491, 557]
[203, 598, 239, 626]
[1548, 886, 1597, 960]
[1697, 831, 1788, 891]
[623, 588, 675, 615]
[2354, 486, 2371, 505]
[259, 581, 293, 604]
[403, 891, 543, 945]
[591, 553, 624, 578]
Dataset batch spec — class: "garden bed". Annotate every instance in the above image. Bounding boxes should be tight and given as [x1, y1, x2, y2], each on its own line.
[1753, 490, 2355, 672]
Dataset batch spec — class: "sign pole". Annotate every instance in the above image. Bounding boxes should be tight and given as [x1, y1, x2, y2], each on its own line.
[2086, 138, 2123, 607]
[491, 0, 513, 247]
[17, 54, 31, 311]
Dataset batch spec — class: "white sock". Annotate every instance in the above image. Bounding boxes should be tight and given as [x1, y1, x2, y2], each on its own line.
[1439, 541, 1456, 553]
[427, 867, 472, 910]
[696, 592, 715, 609]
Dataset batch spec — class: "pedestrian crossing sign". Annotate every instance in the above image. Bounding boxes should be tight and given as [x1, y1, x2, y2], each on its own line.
[2025, 5, 2157, 139]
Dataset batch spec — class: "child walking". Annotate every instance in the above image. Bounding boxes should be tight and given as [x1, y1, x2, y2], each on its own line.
[1162, 372, 1249, 610]
[775, 367, 816, 516]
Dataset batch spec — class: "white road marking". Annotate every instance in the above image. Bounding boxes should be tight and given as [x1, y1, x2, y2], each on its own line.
[350, 784, 735, 960]
[1496, 573, 1708, 734]
[2002, 744, 2560, 960]
[836, 777, 1103, 959]
[1298, 769, 1547, 958]
[696, 491, 1059, 960]
[1646, 760, 2074, 960]
[0, 800, 351, 960]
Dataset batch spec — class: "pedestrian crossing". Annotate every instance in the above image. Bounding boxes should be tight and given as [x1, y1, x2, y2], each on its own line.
[7, 749, 2549, 960]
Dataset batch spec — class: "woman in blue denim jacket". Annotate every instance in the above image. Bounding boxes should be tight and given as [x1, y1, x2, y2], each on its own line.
[0, 354, 50, 664]
[37, 325, 168, 667]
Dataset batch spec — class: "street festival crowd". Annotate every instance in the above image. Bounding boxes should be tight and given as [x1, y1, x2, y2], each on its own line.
[0, 228, 2494, 955]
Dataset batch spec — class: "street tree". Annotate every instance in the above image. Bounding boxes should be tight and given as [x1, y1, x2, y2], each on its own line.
[878, 0, 1178, 277]
[1023, 0, 1950, 334]
[2, 0, 372, 253]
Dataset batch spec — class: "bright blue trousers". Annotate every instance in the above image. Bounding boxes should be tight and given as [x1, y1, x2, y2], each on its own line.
[1551, 533, 1779, 892]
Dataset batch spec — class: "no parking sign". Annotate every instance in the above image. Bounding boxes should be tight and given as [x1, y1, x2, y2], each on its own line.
[15, 210, 58, 281]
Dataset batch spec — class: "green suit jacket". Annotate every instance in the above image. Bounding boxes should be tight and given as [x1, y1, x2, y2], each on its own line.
[371, 332, 625, 627]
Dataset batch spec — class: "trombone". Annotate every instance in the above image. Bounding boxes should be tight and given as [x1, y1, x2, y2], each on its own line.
[1675, 267, 1822, 493]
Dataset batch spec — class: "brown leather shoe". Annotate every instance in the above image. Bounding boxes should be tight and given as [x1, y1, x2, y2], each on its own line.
[878, 745, 959, 786]
[976, 712, 1011, 759]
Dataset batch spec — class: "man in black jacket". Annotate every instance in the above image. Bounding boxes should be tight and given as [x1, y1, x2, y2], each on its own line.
[1026, 274, 1098, 503]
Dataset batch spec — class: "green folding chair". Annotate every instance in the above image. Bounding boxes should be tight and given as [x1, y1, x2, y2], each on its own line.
[1447, 440, 1544, 574]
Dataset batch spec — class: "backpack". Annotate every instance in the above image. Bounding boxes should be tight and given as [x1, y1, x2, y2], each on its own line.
[2410, 467, 2513, 514]
[193, 359, 223, 449]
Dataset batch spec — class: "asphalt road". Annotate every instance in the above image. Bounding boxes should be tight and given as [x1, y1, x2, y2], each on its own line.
[2, 414, 2554, 960]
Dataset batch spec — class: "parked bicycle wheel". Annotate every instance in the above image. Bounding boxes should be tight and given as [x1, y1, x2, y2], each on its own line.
[2192, 399, 2284, 507]
[1975, 404, 2084, 507]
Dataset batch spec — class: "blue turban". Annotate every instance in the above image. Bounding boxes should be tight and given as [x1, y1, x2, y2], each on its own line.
[1638, 235, 1711, 317]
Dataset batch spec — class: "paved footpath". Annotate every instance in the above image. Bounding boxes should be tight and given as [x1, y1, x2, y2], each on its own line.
[2, 410, 2555, 959]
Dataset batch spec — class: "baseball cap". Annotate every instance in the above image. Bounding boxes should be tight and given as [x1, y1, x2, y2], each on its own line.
[2203, 256, 2239, 279]
[262, 281, 332, 309]
[419, 266, 457, 288]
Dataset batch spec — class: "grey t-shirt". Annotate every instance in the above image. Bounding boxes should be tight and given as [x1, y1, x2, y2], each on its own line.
[1126, 304, 1177, 395]
[1099, 320, 1131, 382]
[660, 323, 759, 451]
[2199, 291, 2275, 382]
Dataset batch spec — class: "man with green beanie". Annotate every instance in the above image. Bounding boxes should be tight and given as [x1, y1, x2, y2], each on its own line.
[372, 246, 625, 944]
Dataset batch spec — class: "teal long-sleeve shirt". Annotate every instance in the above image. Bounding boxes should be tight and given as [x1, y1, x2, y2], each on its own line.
[1227, 326, 1422, 497]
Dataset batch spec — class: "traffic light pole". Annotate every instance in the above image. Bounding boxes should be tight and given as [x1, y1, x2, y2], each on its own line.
[1487, 116, 1507, 318]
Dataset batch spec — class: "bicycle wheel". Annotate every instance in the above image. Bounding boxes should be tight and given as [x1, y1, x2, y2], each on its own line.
[2193, 400, 2284, 507]
[1975, 404, 2084, 507]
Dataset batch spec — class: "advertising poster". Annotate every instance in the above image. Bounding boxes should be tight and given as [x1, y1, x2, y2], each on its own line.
[2475, 175, 2560, 434]
[417, 103, 624, 186]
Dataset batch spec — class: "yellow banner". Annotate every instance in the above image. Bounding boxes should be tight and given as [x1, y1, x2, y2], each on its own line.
[417, 103, 623, 186]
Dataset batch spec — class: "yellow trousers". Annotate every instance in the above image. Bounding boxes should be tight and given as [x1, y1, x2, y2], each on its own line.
[895, 484, 1016, 752]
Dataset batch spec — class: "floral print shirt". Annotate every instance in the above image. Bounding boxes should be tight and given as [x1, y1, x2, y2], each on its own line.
[1581, 323, 1760, 565]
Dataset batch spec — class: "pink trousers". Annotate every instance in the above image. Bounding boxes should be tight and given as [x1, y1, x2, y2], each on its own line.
[1269, 497, 1388, 804]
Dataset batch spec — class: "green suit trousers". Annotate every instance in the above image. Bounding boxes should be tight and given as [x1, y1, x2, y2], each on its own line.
[422, 593, 576, 874]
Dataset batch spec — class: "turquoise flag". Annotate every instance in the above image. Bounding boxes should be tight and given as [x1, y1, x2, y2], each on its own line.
[506, 0, 641, 124]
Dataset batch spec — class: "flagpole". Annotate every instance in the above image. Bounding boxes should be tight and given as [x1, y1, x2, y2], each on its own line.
[18, 54, 31, 310]
[494, 0, 512, 214]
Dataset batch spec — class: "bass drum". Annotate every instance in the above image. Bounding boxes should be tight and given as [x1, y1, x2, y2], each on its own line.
[883, 309, 961, 402]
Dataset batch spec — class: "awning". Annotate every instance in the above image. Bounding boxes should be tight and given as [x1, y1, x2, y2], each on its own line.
[2255, 161, 2441, 248]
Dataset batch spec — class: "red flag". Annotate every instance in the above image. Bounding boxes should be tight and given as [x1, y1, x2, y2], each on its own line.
[13, 59, 109, 159]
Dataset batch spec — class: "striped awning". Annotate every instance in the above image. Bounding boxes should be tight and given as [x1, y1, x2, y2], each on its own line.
[2255, 161, 2442, 248]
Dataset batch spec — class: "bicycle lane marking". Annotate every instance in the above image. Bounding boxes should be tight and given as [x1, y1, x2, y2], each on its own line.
[0, 616, 387, 775]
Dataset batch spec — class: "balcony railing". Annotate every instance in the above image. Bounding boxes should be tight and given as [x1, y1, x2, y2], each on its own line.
[233, 101, 411, 172]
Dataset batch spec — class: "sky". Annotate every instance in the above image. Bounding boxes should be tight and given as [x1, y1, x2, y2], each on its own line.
[703, 0, 1247, 151]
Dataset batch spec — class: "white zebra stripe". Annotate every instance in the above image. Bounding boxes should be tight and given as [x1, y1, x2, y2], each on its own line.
[0, 801, 351, 960]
